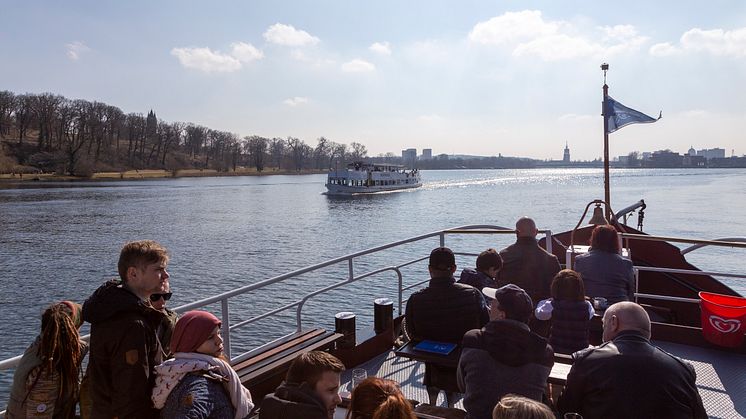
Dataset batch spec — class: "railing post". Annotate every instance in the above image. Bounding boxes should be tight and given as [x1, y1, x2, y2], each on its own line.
[439, 232, 445, 248]
[545, 230, 553, 254]
[397, 269, 403, 315]
[348, 258, 354, 281]
[221, 298, 231, 360]
[634, 268, 639, 303]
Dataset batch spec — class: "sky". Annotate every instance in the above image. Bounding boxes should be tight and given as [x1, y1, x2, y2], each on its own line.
[1, 1, 745, 161]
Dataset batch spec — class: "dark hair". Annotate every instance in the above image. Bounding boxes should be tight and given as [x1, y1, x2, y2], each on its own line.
[551, 269, 586, 302]
[492, 394, 554, 419]
[38, 302, 85, 402]
[476, 248, 502, 272]
[589, 224, 620, 253]
[429, 247, 455, 271]
[117, 240, 169, 282]
[346, 377, 416, 419]
[286, 351, 345, 388]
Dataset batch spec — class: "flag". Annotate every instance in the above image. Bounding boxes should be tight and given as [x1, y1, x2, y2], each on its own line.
[605, 95, 661, 133]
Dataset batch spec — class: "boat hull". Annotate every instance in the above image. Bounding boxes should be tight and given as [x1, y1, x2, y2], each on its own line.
[325, 182, 422, 195]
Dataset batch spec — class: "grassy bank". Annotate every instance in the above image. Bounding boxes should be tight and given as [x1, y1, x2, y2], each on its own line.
[0, 168, 328, 182]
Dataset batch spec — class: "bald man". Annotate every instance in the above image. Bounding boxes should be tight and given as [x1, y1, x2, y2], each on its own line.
[557, 303, 706, 419]
[498, 217, 560, 311]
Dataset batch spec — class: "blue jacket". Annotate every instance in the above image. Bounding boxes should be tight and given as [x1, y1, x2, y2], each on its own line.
[161, 373, 236, 419]
[574, 250, 635, 304]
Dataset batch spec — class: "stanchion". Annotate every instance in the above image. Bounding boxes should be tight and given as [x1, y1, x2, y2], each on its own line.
[335, 311, 356, 349]
[374, 298, 393, 334]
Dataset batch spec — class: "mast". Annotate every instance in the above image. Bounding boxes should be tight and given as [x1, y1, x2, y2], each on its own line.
[601, 63, 611, 220]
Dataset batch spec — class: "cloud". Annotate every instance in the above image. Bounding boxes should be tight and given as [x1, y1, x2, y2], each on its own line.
[649, 42, 681, 56]
[679, 109, 709, 118]
[231, 42, 264, 62]
[341, 59, 375, 73]
[369, 41, 391, 55]
[66, 41, 90, 61]
[283, 97, 309, 107]
[469, 10, 648, 61]
[264, 23, 320, 47]
[558, 113, 594, 122]
[171, 47, 242, 73]
[650, 27, 746, 57]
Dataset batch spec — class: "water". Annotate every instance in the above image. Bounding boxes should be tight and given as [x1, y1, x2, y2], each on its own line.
[1, 168, 745, 405]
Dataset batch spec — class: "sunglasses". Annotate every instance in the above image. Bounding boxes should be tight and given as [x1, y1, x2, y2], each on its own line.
[150, 292, 173, 302]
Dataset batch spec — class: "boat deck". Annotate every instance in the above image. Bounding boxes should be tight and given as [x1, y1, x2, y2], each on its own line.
[339, 343, 746, 419]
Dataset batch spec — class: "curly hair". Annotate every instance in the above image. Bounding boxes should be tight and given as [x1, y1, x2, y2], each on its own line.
[346, 377, 416, 419]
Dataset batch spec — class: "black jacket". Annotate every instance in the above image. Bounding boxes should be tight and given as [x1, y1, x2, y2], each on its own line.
[258, 381, 328, 419]
[498, 237, 561, 305]
[557, 330, 707, 419]
[82, 280, 165, 419]
[458, 268, 496, 292]
[405, 275, 489, 343]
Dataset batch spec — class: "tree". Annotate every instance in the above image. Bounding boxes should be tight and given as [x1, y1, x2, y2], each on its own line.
[314, 137, 331, 169]
[0, 91, 15, 139]
[269, 137, 285, 170]
[246, 135, 268, 172]
[14, 94, 33, 144]
[30, 93, 63, 151]
[287, 137, 310, 172]
[349, 142, 368, 161]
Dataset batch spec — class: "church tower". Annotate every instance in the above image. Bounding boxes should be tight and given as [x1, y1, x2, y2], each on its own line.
[563, 141, 570, 162]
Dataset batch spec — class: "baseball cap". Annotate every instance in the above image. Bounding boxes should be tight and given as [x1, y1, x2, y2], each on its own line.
[482, 284, 534, 323]
[429, 247, 456, 270]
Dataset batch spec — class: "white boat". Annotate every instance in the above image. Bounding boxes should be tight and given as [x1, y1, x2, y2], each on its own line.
[325, 162, 421, 194]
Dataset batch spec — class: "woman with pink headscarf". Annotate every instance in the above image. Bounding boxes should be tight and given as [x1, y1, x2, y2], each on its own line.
[152, 310, 253, 419]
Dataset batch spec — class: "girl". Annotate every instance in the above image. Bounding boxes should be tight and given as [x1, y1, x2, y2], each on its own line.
[152, 310, 253, 419]
[346, 377, 416, 419]
[535, 269, 594, 354]
[6, 301, 87, 419]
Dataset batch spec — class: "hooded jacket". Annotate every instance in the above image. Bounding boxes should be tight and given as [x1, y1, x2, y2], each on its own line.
[457, 320, 554, 419]
[82, 280, 165, 419]
[258, 381, 328, 419]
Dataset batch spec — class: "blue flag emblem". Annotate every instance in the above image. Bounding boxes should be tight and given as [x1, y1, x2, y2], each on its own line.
[605, 96, 661, 133]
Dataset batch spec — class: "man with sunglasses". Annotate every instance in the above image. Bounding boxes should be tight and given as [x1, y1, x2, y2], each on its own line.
[82, 240, 170, 419]
[150, 282, 178, 357]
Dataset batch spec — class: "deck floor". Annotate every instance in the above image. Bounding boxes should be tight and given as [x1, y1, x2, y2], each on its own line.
[341, 344, 746, 419]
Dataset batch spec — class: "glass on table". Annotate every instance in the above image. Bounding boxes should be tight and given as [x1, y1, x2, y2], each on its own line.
[351, 368, 367, 389]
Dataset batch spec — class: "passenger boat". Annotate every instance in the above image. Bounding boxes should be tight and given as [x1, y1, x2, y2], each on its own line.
[1, 202, 745, 417]
[325, 162, 422, 194]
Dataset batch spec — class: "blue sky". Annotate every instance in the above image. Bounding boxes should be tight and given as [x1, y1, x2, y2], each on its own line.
[1, 1, 744, 160]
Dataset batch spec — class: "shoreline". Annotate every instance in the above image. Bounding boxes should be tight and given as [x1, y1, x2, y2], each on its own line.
[0, 168, 329, 182]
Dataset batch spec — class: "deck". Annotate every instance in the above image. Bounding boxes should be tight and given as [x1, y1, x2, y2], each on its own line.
[338, 343, 746, 419]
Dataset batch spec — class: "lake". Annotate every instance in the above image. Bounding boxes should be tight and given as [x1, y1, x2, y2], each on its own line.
[1, 168, 745, 405]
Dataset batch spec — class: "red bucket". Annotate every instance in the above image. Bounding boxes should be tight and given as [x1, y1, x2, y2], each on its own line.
[699, 292, 746, 348]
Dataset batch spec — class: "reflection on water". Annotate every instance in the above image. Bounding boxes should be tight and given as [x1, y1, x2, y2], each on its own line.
[1, 168, 745, 404]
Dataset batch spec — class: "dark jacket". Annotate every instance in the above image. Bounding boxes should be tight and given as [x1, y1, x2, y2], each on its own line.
[458, 320, 554, 419]
[557, 330, 707, 419]
[405, 275, 489, 343]
[258, 381, 328, 419]
[161, 373, 235, 419]
[406, 275, 489, 392]
[458, 268, 496, 292]
[574, 250, 635, 304]
[549, 300, 590, 355]
[82, 280, 165, 419]
[498, 237, 561, 305]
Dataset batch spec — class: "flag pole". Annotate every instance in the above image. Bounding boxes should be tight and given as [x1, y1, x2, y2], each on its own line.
[601, 63, 611, 221]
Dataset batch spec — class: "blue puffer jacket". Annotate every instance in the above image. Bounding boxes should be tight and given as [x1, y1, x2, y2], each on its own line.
[161, 373, 236, 419]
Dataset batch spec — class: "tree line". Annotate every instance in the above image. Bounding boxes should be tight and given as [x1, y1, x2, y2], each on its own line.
[0, 90, 369, 175]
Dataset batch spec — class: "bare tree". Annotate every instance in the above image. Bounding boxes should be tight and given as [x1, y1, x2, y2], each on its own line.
[246, 135, 269, 172]
[0, 91, 15, 138]
[349, 141, 368, 161]
[287, 137, 311, 172]
[14, 94, 33, 144]
[269, 137, 285, 170]
[314, 137, 331, 169]
[30, 93, 63, 151]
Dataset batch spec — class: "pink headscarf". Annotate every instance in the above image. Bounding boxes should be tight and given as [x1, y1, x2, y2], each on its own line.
[170, 310, 221, 353]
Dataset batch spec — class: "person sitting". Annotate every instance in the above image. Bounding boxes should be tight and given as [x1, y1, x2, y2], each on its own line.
[534, 269, 594, 355]
[152, 310, 254, 419]
[259, 351, 345, 419]
[458, 248, 502, 292]
[458, 284, 554, 419]
[574, 224, 635, 304]
[405, 247, 489, 407]
[557, 302, 707, 419]
[6, 301, 88, 419]
[345, 377, 416, 419]
[492, 394, 554, 419]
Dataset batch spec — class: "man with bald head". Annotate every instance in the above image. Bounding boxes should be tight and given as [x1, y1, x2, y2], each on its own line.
[557, 302, 706, 419]
[498, 217, 561, 313]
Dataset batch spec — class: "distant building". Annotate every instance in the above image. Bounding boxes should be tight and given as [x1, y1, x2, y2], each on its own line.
[421, 148, 432, 160]
[646, 150, 683, 168]
[402, 148, 417, 168]
[697, 148, 726, 160]
[563, 142, 570, 162]
[687, 146, 696, 156]
[642, 152, 653, 160]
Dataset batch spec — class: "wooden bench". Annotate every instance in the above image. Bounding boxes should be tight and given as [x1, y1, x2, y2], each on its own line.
[231, 328, 343, 399]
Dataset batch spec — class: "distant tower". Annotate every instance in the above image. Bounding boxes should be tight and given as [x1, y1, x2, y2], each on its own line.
[146, 109, 157, 140]
[563, 141, 570, 162]
[688, 146, 696, 156]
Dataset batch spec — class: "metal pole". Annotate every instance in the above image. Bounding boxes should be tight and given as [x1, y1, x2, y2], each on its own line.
[603, 81, 611, 221]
